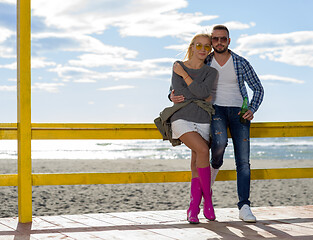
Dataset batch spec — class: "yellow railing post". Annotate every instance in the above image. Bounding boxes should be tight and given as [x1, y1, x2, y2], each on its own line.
[17, 0, 32, 223]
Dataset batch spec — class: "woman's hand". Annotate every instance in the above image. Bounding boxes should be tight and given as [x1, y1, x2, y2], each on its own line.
[173, 62, 187, 78]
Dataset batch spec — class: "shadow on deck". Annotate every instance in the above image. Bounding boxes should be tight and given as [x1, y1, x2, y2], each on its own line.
[0, 205, 312, 239]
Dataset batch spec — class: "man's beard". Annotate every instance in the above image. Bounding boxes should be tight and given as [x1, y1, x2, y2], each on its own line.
[213, 45, 228, 54]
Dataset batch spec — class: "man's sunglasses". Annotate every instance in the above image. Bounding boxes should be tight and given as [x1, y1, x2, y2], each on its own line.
[195, 43, 211, 51]
[212, 37, 228, 43]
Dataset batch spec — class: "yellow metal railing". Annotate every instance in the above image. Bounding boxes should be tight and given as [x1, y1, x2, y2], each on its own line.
[1, 123, 313, 222]
[1, 121, 313, 140]
[10, 0, 313, 223]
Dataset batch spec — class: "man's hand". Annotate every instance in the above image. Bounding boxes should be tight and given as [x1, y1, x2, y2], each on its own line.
[205, 96, 212, 103]
[170, 90, 185, 104]
[238, 110, 254, 121]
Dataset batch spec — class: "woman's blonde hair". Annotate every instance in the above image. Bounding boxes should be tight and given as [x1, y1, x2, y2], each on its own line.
[184, 33, 212, 60]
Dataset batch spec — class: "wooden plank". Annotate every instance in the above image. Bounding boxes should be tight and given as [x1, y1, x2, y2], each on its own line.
[0, 206, 312, 239]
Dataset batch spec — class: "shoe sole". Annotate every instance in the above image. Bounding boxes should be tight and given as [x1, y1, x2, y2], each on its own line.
[239, 217, 256, 223]
[188, 221, 200, 224]
[187, 217, 199, 224]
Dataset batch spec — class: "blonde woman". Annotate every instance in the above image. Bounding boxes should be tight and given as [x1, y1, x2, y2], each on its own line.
[170, 34, 218, 223]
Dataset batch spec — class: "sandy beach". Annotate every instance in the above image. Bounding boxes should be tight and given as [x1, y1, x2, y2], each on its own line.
[0, 158, 312, 218]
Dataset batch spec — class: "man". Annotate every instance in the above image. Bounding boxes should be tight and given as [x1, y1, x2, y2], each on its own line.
[170, 25, 264, 222]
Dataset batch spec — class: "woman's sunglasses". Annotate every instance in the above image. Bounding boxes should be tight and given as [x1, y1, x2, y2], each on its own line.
[195, 43, 211, 51]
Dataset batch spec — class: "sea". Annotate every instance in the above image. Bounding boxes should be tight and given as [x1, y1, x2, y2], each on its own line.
[0, 137, 313, 161]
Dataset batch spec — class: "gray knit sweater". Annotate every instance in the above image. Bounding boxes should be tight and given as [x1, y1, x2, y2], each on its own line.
[170, 61, 218, 123]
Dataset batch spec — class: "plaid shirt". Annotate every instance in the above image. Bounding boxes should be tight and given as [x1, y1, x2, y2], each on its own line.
[205, 50, 264, 113]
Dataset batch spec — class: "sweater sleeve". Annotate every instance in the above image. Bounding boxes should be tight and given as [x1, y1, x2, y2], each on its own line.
[188, 68, 218, 99]
[242, 60, 264, 113]
[171, 71, 193, 98]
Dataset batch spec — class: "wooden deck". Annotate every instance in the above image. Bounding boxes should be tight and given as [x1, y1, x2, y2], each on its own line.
[0, 205, 312, 239]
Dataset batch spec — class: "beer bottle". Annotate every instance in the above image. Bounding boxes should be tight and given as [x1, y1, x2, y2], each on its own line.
[240, 97, 248, 123]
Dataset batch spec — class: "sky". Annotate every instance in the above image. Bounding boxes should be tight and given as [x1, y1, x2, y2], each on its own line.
[0, 0, 312, 123]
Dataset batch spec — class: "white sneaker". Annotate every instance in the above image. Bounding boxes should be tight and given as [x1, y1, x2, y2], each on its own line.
[239, 204, 257, 223]
[211, 167, 219, 186]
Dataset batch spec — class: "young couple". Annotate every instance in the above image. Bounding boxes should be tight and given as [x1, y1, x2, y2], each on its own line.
[156, 25, 264, 224]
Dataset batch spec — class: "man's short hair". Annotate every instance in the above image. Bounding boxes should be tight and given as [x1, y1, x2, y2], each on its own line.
[212, 25, 229, 37]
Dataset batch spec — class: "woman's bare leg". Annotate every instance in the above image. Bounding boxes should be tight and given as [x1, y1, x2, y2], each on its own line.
[191, 151, 198, 178]
[180, 132, 210, 168]
[180, 131, 215, 221]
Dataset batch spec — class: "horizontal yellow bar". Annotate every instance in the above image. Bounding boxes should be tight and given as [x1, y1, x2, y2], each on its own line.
[31, 123, 157, 129]
[31, 128, 161, 139]
[1, 168, 311, 187]
[250, 121, 313, 138]
[0, 174, 18, 186]
[0, 122, 313, 140]
[250, 167, 313, 180]
[32, 171, 192, 186]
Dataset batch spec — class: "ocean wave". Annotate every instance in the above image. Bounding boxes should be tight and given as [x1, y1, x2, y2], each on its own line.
[0, 138, 312, 160]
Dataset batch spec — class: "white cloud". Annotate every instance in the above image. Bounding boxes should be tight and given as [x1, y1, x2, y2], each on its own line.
[0, 0, 15, 5]
[0, 82, 65, 93]
[33, 33, 138, 59]
[68, 53, 139, 69]
[32, 82, 65, 93]
[165, 21, 256, 53]
[0, 62, 16, 69]
[115, 11, 218, 38]
[73, 79, 97, 83]
[0, 26, 14, 43]
[165, 43, 189, 53]
[69, 53, 174, 69]
[0, 46, 14, 58]
[223, 21, 256, 31]
[0, 85, 16, 91]
[0, 24, 15, 59]
[28, 0, 218, 39]
[260, 75, 304, 84]
[235, 31, 313, 68]
[98, 85, 135, 91]
[57, 55, 174, 82]
[32, 57, 57, 69]
[49, 65, 96, 82]
[0, 58, 56, 70]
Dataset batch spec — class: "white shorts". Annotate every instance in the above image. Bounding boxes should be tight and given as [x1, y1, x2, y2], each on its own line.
[171, 119, 210, 141]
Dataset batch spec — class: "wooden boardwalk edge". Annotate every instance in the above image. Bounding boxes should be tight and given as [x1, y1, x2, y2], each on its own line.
[0, 205, 312, 239]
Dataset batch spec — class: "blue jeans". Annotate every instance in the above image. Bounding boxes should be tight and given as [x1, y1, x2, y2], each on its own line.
[210, 105, 251, 209]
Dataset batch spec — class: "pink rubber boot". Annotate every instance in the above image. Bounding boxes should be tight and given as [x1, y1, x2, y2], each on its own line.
[197, 166, 216, 221]
[187, 177, 202, 224]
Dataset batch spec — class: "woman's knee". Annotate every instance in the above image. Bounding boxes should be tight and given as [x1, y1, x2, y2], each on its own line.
[195, 145, 209, 158]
